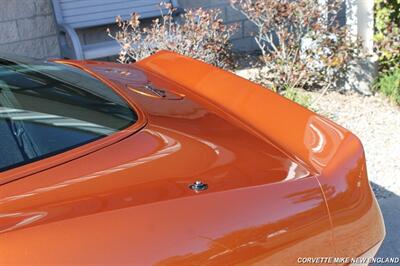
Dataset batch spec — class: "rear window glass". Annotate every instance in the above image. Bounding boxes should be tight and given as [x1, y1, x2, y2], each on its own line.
[0, 57, 137, 172]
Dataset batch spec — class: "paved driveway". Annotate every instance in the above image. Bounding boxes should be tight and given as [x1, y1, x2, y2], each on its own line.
[371, 187, 400, 266]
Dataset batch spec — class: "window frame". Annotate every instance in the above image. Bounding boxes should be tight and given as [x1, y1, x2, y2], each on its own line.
[0, 60, 147, 185]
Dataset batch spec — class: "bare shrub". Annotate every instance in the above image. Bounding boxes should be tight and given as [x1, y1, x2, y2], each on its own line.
[108, 3, 237, 69]
[231, 0, 362, 93]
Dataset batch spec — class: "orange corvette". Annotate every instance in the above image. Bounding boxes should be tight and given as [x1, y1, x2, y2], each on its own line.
[0, 51, 384, 265]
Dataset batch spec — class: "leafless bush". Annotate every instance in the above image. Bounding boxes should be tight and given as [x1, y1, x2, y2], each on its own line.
[231, 0, 362, 92]
[108, 3, 237, 69]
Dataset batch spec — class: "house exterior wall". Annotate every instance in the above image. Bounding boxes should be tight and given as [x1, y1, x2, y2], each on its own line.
[0, 0, 259, 60]
[0, 0, 358, 60]
[78, 0, 260, 56]
[0, 0, 60, 60]
[177, 0, 259, 52]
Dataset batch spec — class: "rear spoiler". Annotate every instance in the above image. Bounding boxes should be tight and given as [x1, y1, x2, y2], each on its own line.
[136, 50, 356, 176]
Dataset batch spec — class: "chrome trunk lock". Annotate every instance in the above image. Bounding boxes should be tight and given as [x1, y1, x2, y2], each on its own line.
[189, 180, 208, 192]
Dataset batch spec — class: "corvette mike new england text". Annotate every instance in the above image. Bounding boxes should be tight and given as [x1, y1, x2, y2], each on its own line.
[297, 257, 400, 264]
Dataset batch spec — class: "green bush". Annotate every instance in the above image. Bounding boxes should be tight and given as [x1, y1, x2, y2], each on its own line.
[374, 0, 400, 72]
[283, 86, 311, 108]
[375, 68, 400, 105]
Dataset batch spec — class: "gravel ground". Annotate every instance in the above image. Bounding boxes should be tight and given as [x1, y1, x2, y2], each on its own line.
[306, 91, 400, 199]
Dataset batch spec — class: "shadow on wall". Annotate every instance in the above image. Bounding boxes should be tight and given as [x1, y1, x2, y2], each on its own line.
[370, 182, 400, 265]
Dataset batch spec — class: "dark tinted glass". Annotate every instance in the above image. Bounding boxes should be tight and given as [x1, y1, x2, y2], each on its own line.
[0, 57, 137, 172]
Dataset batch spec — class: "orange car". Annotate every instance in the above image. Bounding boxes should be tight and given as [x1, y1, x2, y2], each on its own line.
[0, 51, 384, 265]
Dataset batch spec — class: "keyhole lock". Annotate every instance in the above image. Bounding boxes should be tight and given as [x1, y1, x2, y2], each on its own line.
[189, 180, 208, 192]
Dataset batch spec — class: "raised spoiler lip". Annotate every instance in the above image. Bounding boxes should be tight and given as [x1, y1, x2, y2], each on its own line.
[136, 51, 386, 256]
[135, 50, 354, 177]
